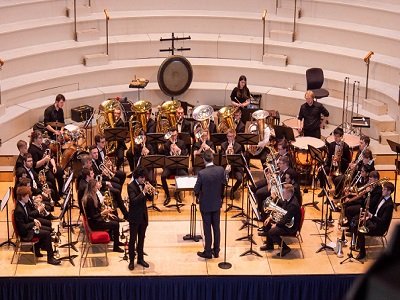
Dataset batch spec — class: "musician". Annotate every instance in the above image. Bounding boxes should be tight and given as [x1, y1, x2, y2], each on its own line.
[77, 167, 94, 213]
[28, 130, 63, 203]
[126, 130, 156, 179]
[194, 150, 229, 259]
[244, 113, 271, 166]
[221, 129, 243, 200]
[15, 140, 28, 171]
[21, 154, 41, 195]
[192, 130, 216, 175]
[297, 90, 329, 138]
[82, 179, 124, 252]
[259, 184, 301, 257]
[127, 167, 152, 270]
[317, 127, 351, 197]
[14, 186, 61, 265]
[112, 107, 128, 170]
[353, 181, 394, 260]
[276, 140, 294, 168]
[230, 75, 251, 109]
[89, 145, 128, 220]
[233, 108, 245, 134]
[44, 94, 65, 140]
[176, 106, 191, 134]
[161, 127, 189, 206]
[284, 168, 303, 206]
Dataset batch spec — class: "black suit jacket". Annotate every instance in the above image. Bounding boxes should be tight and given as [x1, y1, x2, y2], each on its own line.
[127, 180, 149, 224]
[164, 139, 188, 156]
[220, 141, 242, 155]
[84, 195, 103, 223]
[194, 164, 226, 213]
[14, 201, 35, 240]
[178, 119, 192, 134]
[276, 196, 301, 234]
[146, 118, 156, 133]
[325, 141, 352, 173]
[15, 155, 24, 172]
[367, 197, 393, 235]
[235, 120, 245, 134]
[209, 121, 217, 134]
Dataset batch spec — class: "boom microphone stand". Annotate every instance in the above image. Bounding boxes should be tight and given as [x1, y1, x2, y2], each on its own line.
[316, 187, 336, 254]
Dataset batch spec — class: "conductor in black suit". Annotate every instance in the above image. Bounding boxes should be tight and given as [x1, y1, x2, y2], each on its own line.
[127, 167, 152, 270]
[194, 150, 229, 259]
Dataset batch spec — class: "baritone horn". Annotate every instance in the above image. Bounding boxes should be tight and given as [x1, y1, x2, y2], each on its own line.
[262, 198, 294, 228]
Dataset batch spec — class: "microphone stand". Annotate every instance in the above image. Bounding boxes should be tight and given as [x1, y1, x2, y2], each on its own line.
[316, 187, 335, 254]
[0, 187, 16, 248]
[218, 183, 232, 269]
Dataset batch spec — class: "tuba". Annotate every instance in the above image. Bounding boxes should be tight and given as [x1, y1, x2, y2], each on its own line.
[97, 99, 119, 154]
[156, 99, 181, 133]
[247, 110, 269, 156]
[217, 106, 236, 133]
[193, 105, 214, 139]
[132, 100, 152, 133]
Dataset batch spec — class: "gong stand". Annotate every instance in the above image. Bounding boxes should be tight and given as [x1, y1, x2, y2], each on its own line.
[160, 32, 191, 56]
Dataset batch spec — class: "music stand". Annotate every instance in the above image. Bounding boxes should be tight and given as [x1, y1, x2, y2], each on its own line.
[210, 133, 227, 147]
[164, 156, 190, 212]
[303, 145, 324, 210]
[316, 187, 336, 254]
[175, 176, 202, 242]
[193, 154, 219, 173]
[0, 187, 16, 248]
[140, 155, 165, 212]
[58, 188, 78, 266]
[104, 127, 129, 165]
[273, 125, 296, 142]
[387, 140, 400, 210]
[239, 184, 262, 257]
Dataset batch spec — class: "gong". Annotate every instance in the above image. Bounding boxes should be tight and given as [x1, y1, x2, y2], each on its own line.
[157, 55, 193, 97]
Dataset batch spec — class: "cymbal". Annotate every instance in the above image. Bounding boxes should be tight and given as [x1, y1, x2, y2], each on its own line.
[47, 121, 65, 127]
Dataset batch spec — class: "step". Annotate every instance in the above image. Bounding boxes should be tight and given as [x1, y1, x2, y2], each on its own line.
[270, 30, 294, 42]
[0, 166, 14, 182]
[262, 53, 288, 67]
[375, 165, 397, 180]
[0, 155, 17, 167]
[379, 132, 400, 146]
[76, 28, 100, 42]
[83, 53, 109, 67]
[363, 98, 387, 115]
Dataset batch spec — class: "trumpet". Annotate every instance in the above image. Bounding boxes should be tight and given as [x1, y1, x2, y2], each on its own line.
[226, 141, 234, 155]
[144, 181, 158, 195]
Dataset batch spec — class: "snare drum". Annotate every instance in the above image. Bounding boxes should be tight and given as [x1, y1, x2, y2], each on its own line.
[292, 137, 325, 170]
[282, 117, 300, 138]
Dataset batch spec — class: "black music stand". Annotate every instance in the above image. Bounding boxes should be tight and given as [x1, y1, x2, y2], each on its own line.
[387, 140, 400, 210]
[210, 133, 227, 147]
[316, 187, 336, 254]
[193, 154, 219, 172]
[273, 125, 296, 142]
[164, 156, 190, 212]
[240, 184, 262, 257]
[140, 155, 165, 212]
[303, 145, 324, 210]
[0, 187, 16, 248]
[175, 176, 202, 242]
[236, 133, 259, 169]
[104, 127, 129, 165]
[221, 154, 245, 213]
[58, 188, 78, 266]
[146, 133, 167, 166]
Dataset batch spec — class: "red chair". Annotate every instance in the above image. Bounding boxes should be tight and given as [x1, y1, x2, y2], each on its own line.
[11, 210, 40, 264]
[279, 206, 306, 258]
[80, 216, 111, 267]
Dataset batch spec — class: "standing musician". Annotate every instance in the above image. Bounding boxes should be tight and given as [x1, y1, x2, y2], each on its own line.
[221, 128, 244, 200]
[297, 90, 329, 138]
[194, 150, 229, 259]
[112, 107, 128, 170]
[230, 75, 251, 109]
[161, 127, 189, 206]
[15, 140, 28, 171]
[14, 186, 61, 265]
[352, 181, 394, 260]
[127, 167, 152, 270]
[176, 106, 191, 134]
[82, 179, 124, 253]
[192, 129, 216, 175]
[44, 94, 65, 140]
[317, 127, 352, 197]
[28, 130, 64, 203]
[233, 109, 245, 134]
[259, 183, 301, 257]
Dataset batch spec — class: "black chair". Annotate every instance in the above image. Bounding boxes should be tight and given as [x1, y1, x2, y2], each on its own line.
[306, 68, 329, 100]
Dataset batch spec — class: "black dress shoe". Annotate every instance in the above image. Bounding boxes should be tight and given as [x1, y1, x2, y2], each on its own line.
[260, 244, 274, 251]
[258, 231, 267, 237]
[317, 191, 324, 197]
[48, 214, 59, 221]
[197, 251, 212, 259]
[174, 192, 182, 203]
[137, 259, 149, 268]
[128, 261, 135, 270]
[113, 246, 124, 253]
[47, 257, 61, 265]
[163, 197, 171, 206]
[356, 252, 366, 260]
[35, 251, 44, 258]
[277, 247, 291, 257]
[212, 250, 219, 258]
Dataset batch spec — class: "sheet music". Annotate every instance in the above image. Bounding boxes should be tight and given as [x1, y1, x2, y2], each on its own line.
[97, 190, 105, 204]
[175, 176, 198, 190]
[1, 187, 11, 211]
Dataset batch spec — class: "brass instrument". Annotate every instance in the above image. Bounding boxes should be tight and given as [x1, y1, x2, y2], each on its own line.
[156, 100, 180, 133]
[193, 105, 213, 131]
[43, 148, 51, 172]
[264, 161, 284, 201]
[247, 110, 269, 156]
[226, 141, 234, 155]
[39, 169, 55, 208]
[217, 106, 236, 133]
[144, 181, 158, 195]
[330, 140, 344, 176]
[355, 177, 388, 194]
[32, 195, 50, 217]
[262, 198, 294, 228]
[170, 140, 181, 156]
[132, 100, 152, 133]
[358, 192, 371, 234]
[99, 156, 116, 178]
[101, 190, 115, 222]
[97, 98, 119, 154]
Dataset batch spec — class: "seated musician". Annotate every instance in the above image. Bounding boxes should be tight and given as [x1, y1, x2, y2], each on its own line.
[317, 127, 352, 197]
[89, 145, 128, 220]
[94, 134, 126, 185]
[276, 140, 293, 168]
[77, 167, 94, 213]
[28, 130, 64, 204]
[112, 107, 128, 170]
[14, 186, 60, 265]
[220, 129, 244, 200]
[233, 108, 245, 134]
[82, 179, 124, 253]
[176, 106, 192, 134]
[259, 183, 301, 257]
[15, 140, 28, 171]
[44, 94, 65, 140]
[352, 181, 394, 260]
[192, 129, 216, 175]
[284, 168, 303, 206]
[161, 127, 189, 206]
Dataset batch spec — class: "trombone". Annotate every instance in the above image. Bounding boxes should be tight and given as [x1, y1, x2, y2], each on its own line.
[99, 156, 116, 178]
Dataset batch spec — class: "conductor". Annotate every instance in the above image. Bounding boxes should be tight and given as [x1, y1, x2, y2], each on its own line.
[194, 150, 230, 259]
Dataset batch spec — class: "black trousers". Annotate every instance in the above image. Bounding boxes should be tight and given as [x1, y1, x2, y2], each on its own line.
[161, 168, 188, 198]
[265, 223, 292, 247]
[201, 210, 221, 255]
[89, 219, 120, 247]
[228, 167, 243, 193]
[22, 229, 53, 257]
[128, 222, 147, 261]
[304, 128, 321, 139]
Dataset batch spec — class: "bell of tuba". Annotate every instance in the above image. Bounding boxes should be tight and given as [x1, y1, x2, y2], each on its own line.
[157, 99, 181, 133]
[98, 99, 117, 129]
[131, 100, 152, 133]
[217, 106, 236, 133]
[193, 105, 214, 132]
[248, 110, 269, 156]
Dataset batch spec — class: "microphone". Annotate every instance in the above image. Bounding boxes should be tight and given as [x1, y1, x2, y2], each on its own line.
[363, 51, 374, 63]
[104, 9, 110, 20]
[262, 10, 267, 20]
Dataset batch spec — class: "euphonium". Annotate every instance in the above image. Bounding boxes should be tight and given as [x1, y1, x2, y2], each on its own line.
[193, 104, 213, 133]
[247, 109, 269, 156]
[262, 198, 294, 228]
[330, 140, 344, 176]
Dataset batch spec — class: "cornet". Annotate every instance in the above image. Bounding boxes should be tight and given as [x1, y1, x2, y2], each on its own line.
[144, 181, 158, 195]
[226, 141, 234, 155]
[43, 148, 51, 171]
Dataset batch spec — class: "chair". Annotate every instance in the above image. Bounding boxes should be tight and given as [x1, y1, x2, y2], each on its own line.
[80, 216, 110, 267]
[279, 206, 305, 258]
[11, 211, 40, 264]
[306, 68, 329, 99]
